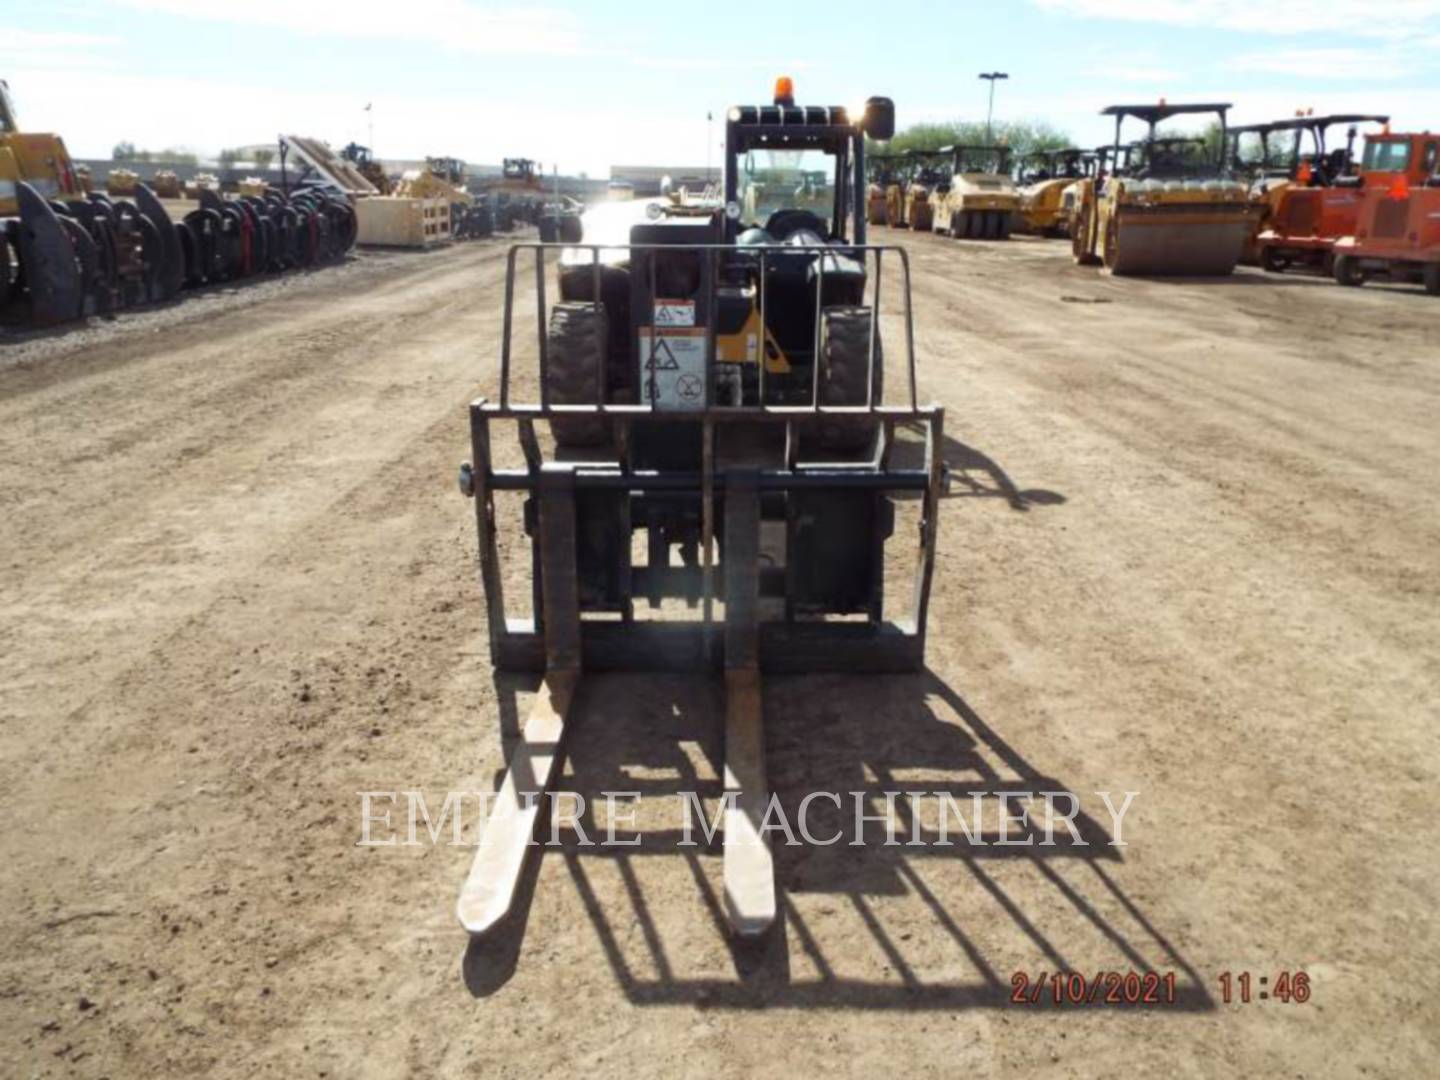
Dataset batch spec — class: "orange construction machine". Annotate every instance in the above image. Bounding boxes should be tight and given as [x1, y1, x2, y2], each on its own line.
[1329, 130, 1440, 294]
[1250, 114, 1390, 275]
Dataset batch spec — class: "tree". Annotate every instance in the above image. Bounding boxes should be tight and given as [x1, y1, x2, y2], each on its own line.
[112, 140, 136, 161]
[869, 119, 1074, 159]
[1153, 121, 1227, 168]
[253, 148, 274, 169]
[218, 148, 240, 167]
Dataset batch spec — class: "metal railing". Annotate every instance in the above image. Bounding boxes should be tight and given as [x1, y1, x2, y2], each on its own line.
[464, 241, 947, 671]
[492, 242, 920, 417]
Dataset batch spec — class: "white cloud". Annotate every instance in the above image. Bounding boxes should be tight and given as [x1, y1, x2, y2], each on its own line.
[0, 29, 119, 71]
[1032, 0, 1440, 36]
[1085, 66, 1180, 83]
[115, 1, 590, 54]
[1226, 46, 1415, 78]
[0, 30, 117, 50]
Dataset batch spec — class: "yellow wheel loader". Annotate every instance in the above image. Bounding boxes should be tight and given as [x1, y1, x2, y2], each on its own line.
[339, 142, 392, 195]
[1071, 103, 1258, 276]
[932, 145, 1020, 239]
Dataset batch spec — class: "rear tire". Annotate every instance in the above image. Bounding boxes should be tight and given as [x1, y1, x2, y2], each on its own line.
[1072, 202, 1101, 266]
[1101, 215, 1120, 273]
[809, 305, 883, 454]
[1423, 263, 1440, 296]
[1259, 245, 1289, 274]
[545, 302, 612, 448]
[1333, 254, 1365, 288]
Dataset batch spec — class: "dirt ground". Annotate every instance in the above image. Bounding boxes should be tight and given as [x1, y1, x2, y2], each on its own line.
[2, 230, 1436, 1078]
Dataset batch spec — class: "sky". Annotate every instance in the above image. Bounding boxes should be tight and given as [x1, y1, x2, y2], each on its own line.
[4, 0, 1440, 175]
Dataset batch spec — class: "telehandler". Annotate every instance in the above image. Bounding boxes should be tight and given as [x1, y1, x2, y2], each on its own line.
[455, 78, 947, 940]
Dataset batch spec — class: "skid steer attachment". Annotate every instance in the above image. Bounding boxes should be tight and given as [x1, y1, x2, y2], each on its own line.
[456, 81, 946, 941]
[14, 181, 85, 326]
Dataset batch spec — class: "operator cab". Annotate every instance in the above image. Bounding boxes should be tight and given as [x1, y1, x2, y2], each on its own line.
[724, 78, 893, 245]
[1359, 131, 1440, 187]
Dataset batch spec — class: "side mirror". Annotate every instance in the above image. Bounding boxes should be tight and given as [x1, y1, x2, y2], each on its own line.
[862, 97, 895, 141]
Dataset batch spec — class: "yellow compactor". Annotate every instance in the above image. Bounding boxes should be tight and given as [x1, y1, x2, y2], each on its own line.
[902, 149, 945, 232]
[1072, 103, 1258, 275]
[932, 144, 1020, 239]
[866, 151, 901, 225]
[1016, 148, 1090, 236]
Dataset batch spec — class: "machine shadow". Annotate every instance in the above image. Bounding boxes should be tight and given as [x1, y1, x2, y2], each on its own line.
[889, 424, 1066, 511]
[1134, 270, 1328, 289]
[464, 669, 1212, 1012]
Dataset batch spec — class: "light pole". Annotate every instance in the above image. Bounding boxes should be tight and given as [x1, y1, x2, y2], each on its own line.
[979, 72, 1008, 142]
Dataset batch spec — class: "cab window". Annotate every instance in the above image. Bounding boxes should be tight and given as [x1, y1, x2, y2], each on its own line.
[1362, 140, 1412, 172]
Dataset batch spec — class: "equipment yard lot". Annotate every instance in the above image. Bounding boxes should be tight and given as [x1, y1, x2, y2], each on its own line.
[1, 232, 1435, 1076]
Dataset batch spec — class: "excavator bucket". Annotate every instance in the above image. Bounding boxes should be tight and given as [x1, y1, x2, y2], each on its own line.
[15, 181, 83, 326]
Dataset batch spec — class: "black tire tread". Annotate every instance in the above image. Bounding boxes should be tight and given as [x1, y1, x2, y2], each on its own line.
[811, 305, 882, 454]
[546, 301, 611, 447]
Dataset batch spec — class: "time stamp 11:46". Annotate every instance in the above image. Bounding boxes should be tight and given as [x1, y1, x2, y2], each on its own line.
[1220, 970, 1311, 1004]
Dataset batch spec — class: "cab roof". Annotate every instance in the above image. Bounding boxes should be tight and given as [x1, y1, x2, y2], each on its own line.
[727, 105, 856, 150]
[1101, 103, 1231, 123]
[1229, 114, 1389, 135]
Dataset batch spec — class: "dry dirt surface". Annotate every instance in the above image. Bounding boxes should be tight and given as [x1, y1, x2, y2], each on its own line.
[2, 231, 1437, 1078]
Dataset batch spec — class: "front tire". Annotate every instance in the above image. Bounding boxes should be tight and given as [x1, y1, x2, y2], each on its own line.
[809, 305, 883, 454]
[1259, 245, 1289, 274]
[546, 302, 612, 447]
[1333, 254, 1365, 288]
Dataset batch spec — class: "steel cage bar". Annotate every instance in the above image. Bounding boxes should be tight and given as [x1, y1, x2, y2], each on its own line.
[464, 241, 945, 675]
[490, 242, 919, 418]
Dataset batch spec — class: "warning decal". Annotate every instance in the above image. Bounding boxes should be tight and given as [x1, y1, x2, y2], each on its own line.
[639, 329, 707, 410]
[653, 301, 696, 328]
